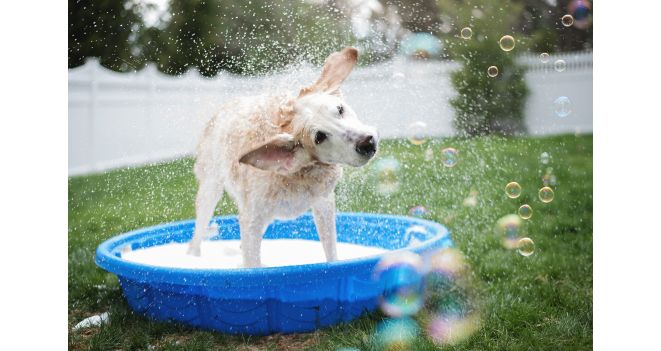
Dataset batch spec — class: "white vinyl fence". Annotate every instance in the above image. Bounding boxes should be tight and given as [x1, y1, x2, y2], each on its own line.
[68, 51, 592, 176]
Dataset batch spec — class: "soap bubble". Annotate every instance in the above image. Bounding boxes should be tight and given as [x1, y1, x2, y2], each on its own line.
[427, 313, 481, 346]
[429, 248, 468, 279]
[540, 152, 550, 164]
[540, 52, 550, 63]
[554, 96, 571, 117]
[518, 204, 533, 219]
[425, 247, 482, 346]
[561, 14, 574, 27]
[542, 174, 557, 187]
[392, 72, 405, 80]
[462, 190, 478, 207]
[460, 27, 472, 39]
[424, 148, 434, 161]
[542, 167, 557, 187]
[408, 205, 430, 218]
[505, 182, 522, 198]
[517, 237, 535, 256]
[495, 214, 523, 249]
[407, 121, 428, 145]
[440, 148, 458, 168]
[487, 66, 499, 77]
[499, 35, 515, 51]
[373, 157, 400, 196]
[538, 187, 555, 203]
[374, 251, 425, 317]
[570, 0, 592, 29]
[375, 317, 419, 350]
[554, 59, 566, 72]
[404, 225, 429, 247]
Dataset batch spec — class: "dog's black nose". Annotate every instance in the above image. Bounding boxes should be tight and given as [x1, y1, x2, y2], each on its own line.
[355, 135, 377, 157]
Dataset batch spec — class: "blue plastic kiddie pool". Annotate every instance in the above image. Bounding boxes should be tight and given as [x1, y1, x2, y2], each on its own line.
[95, 212, 452, 335]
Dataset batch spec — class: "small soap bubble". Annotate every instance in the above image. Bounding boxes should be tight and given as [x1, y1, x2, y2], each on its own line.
[495, 214, 522, 249]
[540, 152, 550, 164]
[374, 251, 425, 317]
[373, 157, 401, 196]
[518, 204, 533, 219]
[499, 35, 515, 51]
[407, 121, 428, 145]
[424, 148, 434, 161]
[462, 190, 478, 207]
[460, 27, 473, 39]
[517, 237, 535, 256]
[554, 96, 571, 117]
[440, 148, 458, 168]
[375, 318, 419, 350]
[561, 14, 574, 27]
[540, 52, 550, 63]
[427, 313, 481, 346]
[408, 205, 431, 218]
[487, 65, 499, 77]
[505, 182, 522, 198]
[429, 248, 467, 278]
[554, 59, 566, 72]
[392, 72, 405, 80]
[538, 187, 555, 203]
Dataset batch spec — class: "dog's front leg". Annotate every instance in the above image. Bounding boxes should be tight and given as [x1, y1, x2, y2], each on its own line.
[312, 194, 338, 262]
[239, 214, 267, 268]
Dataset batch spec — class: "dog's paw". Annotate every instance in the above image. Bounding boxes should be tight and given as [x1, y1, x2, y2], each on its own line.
[186, 244, 201, 257]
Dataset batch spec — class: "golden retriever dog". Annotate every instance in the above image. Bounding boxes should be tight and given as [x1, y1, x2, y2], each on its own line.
[187, 47, 378, 268]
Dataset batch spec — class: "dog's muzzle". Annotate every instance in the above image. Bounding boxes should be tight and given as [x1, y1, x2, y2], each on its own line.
[355, 135, 377, 158]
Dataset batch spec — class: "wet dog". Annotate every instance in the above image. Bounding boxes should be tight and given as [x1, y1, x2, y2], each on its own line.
[187, 47, 378, 267]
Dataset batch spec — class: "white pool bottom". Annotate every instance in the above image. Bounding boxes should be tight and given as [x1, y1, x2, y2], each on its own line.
[122, 239, 386, 269]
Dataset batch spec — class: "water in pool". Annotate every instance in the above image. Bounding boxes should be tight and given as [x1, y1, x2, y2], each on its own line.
[122, 239, 386, 269]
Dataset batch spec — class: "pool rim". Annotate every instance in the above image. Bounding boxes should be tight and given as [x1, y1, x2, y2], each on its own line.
[95, 212, 451, 288]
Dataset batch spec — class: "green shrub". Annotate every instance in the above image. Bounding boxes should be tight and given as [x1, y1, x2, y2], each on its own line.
[439, 0, 530, 136]
[449, 36, 529, 136]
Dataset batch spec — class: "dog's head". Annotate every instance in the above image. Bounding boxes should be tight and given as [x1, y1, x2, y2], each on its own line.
[240, 47, 378, 174]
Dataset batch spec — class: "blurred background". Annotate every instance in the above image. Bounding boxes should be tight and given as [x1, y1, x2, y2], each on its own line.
[68, 0, 593, 176]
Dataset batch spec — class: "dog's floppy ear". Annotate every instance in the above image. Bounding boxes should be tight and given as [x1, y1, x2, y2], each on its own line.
[299, 47, 358, 97]
[239, 134, 303, 173]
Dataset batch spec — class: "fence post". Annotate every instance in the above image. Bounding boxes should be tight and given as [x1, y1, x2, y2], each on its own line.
[88, 58, 98, 172]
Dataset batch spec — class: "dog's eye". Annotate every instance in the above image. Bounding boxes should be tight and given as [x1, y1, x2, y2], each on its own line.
[314, 131, 328, 145]
[337, 105, 344, 116]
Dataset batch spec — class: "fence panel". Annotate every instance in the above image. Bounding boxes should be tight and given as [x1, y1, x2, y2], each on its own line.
[68, 52, 592, 176]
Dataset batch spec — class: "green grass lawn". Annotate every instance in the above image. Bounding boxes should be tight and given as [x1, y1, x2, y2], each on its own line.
[69, 134, 593, 350]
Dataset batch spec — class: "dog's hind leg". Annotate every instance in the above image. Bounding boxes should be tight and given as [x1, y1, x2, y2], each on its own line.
[187, 178, 223, 256]
[312, 194, 338, 262]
